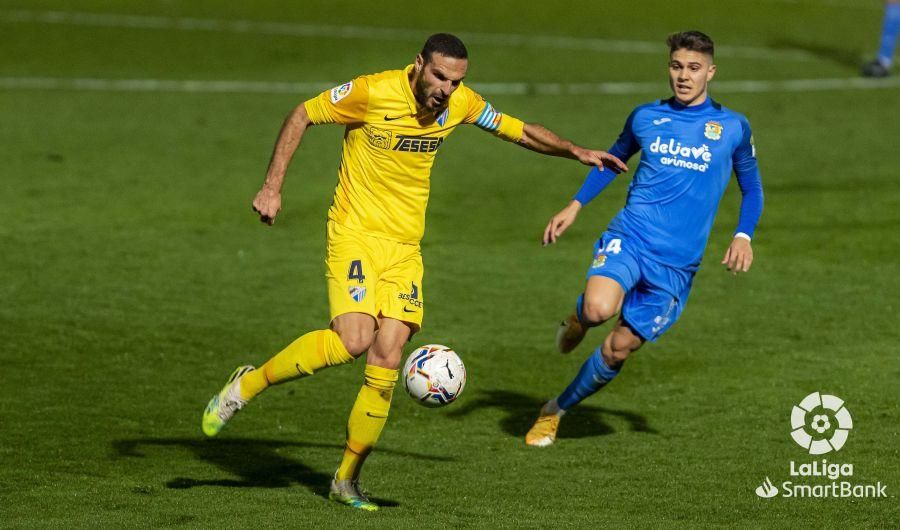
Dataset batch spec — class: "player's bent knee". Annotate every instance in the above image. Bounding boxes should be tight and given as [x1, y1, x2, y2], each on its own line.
[368, 344, 403, 368]
[338, 330, 375, 358]
[367, 348, 403, 369]
[366, 324, 410, 369]
[332, 313, 377, 357]
[582, 298, 618, 325]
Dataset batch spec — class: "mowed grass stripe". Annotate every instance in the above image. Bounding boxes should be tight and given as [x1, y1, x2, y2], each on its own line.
[0, 9, 819, 62]
[2, 75, 900, 95]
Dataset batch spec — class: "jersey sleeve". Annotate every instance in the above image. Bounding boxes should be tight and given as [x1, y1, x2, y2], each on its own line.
[303, 77, 370, 125]
[608, 108, 641, 162]
[571, 110, 639, 206]
[732, 116, 764, 238]
[462, 86, 525, 142]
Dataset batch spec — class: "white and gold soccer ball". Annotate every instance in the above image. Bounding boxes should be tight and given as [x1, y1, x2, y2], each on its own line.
[402, 344, 466, 408]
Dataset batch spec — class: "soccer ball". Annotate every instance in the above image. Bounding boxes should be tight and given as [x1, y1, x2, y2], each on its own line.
[402, 344, 466, 407]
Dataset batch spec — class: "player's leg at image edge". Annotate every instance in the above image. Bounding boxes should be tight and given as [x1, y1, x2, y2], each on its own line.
[863, 1, 900, 77]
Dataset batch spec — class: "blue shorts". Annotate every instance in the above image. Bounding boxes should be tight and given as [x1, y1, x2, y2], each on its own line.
[585, 231, 694, 342]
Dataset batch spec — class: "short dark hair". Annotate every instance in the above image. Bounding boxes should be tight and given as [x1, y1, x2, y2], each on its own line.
[421, 33, 468, 62]
[667, 31, 715, 58]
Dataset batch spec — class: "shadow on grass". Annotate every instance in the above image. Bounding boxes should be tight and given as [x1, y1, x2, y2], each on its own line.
[113, 437, 454, 506]
[448, 389, 658, 440]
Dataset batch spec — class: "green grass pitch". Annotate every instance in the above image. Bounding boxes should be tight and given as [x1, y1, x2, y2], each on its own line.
[1, 0, 898, 527]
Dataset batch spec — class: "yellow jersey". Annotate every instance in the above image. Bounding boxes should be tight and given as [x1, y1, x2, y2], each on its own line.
[303, 65, 525, 243]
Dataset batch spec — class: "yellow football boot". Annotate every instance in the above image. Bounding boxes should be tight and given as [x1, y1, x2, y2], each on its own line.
[525, 408, 561, 447]
[329, 474, 379, 512]
[201, 365, 255, 437]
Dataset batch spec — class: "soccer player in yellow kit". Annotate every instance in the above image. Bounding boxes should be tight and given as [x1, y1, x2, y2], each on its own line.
[202, 33, 627, 511]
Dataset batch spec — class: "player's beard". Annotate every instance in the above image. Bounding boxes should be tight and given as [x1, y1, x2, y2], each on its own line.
[414, 76, 447, 113]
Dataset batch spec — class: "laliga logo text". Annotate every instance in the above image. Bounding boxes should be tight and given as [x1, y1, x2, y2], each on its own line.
[754, 392, 887, 499]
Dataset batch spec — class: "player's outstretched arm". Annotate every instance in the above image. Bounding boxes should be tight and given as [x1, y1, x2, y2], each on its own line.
[543, 200, 582, 246]
[253, 103, 314, 225]
[518, 123, 628, 173]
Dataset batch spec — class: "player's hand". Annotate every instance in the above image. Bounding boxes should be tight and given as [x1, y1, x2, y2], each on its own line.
[572, 147, 628, 173]
[721, 237, 753, 274]
[252, 186, 282, 225]
[543, 200, 582, 246]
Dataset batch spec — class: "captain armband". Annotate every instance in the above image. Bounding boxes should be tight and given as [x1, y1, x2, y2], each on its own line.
[474, 102, 524, 142]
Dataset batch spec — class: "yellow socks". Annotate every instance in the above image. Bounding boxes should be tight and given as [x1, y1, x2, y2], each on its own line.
[235, 332, 397, 481]
[336, 364, 399, 481]
[239, 329, 354, 400]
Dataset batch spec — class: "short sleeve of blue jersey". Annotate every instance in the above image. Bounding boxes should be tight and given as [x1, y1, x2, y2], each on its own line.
[573, 108, 641, 205]
[732, 115, 764, 237]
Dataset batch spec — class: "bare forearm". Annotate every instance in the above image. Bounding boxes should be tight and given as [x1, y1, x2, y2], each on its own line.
[263, 104, 312, 191]
[518, 122, 578, 159]
[515, 122, 629, 172]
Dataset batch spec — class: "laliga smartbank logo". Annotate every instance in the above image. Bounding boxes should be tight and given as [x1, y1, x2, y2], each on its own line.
[790, 392, 852, 454]
[753, 392, 888, 499]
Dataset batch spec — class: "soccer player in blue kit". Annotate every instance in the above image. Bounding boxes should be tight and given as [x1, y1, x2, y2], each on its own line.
[526, 31, 764, 447]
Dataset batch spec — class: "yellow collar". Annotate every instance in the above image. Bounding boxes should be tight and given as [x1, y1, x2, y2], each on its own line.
[400, 64, 419, 115]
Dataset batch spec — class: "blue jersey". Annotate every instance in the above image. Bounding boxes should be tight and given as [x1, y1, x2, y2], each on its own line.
[578, 97, 762, 271]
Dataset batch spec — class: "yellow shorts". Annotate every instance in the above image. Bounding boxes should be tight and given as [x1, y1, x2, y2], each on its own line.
[325, 221, 424, 330]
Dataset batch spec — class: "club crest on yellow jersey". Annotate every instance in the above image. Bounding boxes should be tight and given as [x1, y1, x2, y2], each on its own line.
[436, 108, 449, 127]
[367, 127, 393, 149]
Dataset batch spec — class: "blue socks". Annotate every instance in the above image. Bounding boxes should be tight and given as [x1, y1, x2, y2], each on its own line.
[556, 347, 620, 410]
[878, 2, 900, 67]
